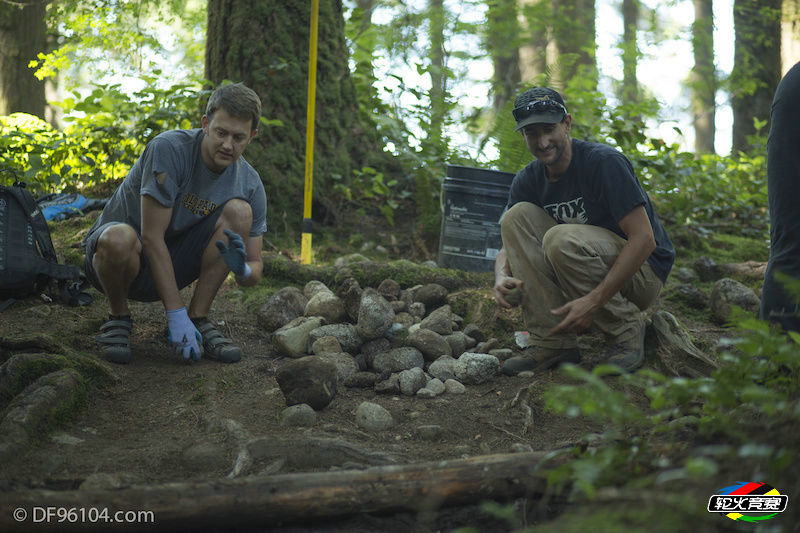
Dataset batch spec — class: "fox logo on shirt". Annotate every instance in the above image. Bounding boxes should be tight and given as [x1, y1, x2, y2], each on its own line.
[544, 197, 588, 224]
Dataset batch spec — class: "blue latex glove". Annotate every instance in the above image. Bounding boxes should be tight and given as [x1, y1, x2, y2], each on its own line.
[166, 307, 203, 361]
[215, 229, 250, 278]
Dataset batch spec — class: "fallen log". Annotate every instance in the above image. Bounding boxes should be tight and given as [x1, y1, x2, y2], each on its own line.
[1, 451, 560, 532]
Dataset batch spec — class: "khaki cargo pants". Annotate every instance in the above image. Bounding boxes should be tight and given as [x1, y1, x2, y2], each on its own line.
[501, 202, 663, 349]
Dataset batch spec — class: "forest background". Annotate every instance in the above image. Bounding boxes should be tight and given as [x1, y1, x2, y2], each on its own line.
[0, 0, 797, 252]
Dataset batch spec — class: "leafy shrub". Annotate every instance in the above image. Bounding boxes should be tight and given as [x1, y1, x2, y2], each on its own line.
[0, 78, 207, 194]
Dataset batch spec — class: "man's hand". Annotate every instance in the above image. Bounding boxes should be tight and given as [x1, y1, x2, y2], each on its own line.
[215, 229, 249, 278]
[549, 293, 602, 336]
[166, 307, 203, 361]
[494, 275, 524, 308]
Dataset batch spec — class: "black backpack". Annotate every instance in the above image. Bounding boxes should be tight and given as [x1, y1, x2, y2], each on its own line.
[0, 176, 91, 308]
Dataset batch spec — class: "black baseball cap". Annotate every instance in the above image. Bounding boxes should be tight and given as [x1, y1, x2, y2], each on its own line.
[512, 87, 568, 131]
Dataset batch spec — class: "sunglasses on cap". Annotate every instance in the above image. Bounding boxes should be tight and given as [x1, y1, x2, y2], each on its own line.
[512, 99, 568, 122]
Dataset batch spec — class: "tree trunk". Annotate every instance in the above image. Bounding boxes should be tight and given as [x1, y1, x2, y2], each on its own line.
[425, 0, 447, 159]
[518, 0, 549, 83]
[487, 0, 521, 114]
[783, 0, 800, 75]
[551, 0, 597, 92]
[690, 0, 716, 154]
[620, 0, 640, 104]
[205, 0, 385, 232]
[0, 0, 47, 118]
[0, 451, 558, 531]
[731, 0, 781, 153]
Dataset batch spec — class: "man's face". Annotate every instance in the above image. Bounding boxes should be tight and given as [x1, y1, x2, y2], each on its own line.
[201, 108, 257, 173]
[521, 116, 571, 168]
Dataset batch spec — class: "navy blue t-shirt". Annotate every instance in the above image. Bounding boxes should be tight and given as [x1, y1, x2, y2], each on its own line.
[506, 139, 675, 284]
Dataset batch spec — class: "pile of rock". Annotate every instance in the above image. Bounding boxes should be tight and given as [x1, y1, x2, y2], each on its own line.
[257, 278, 505, 412]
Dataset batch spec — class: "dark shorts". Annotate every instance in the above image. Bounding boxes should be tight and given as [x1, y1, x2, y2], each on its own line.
[82, 210, 224, 302]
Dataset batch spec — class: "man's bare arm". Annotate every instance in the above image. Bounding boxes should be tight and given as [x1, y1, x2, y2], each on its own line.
[140, 195, 183, 310]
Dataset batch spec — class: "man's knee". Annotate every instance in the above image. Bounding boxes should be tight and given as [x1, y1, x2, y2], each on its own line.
[95, 224, 141, 262]
[219, 199, 252, 233]
[542, 225, 583, 265]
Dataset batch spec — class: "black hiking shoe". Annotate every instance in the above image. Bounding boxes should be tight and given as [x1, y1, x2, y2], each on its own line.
[603, 325, 646, 374]
[191, 317, 242, 363]
[95, 316, 132, 364]
[501, 346, 581, 376]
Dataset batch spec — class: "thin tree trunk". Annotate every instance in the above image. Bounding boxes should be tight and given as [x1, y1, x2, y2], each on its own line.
[487, 0, 521, 114]
[691, 0, 716, 154]
[518, 0, 549, 83]
[426, 0, 447, 158]
[0, 0, 47, 118]
[551, 0, 597, 92]
[731, 0, 781, 153]
[621, 0, 639, 103]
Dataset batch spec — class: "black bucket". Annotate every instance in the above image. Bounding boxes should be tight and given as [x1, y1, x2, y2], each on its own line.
[438, 165, 515, 272]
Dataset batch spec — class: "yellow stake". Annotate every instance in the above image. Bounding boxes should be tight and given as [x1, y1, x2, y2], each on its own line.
[301, 0, 319, 264]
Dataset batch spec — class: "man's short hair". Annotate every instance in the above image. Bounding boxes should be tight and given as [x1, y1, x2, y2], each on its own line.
[206, 82, 262, 132]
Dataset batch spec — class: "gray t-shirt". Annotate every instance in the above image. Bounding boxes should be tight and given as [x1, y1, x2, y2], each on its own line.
[85, 129, 267, 240]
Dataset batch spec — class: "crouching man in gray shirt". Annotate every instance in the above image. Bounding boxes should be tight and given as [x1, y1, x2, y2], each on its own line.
[83, 82, 267, 364]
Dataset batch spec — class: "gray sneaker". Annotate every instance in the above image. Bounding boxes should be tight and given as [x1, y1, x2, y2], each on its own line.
[501, 346, 581, 376]
[604, 326, 646, 373]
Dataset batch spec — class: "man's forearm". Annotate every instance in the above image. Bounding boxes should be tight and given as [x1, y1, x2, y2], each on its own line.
[142, 238, 184, 310]
[495, 248, 512, 280]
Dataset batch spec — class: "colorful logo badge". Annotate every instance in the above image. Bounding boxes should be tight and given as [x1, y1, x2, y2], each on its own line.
[707, 482, 788, 522]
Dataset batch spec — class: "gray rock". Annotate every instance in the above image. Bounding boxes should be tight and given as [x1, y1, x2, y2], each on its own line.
[374, 373, 400, 394]
[257, 286, 309, 332]
[408, 302, 426, 320]
[419, 378, 445, 397]
[275, 357, 338, 410]
[419, 304, 453, 335]
[334, 253, 370, 267]
[428, 355, 457, 381]
[416, 425, 443, 440]
[372, 347, 424, 373]
[309, 323, 362, 354]
[710, 277, 761, 324]
[393, 312, 416, 329]
[694, 256, 722, 282]
[279, 404, 318, 427]
[390, 300, 407, 313]
[674, 284, 708, 309]
[454, 352, 500, 384]
[305, 290, 347, 324]
[399, 367, 428, 396]
[673, 267, 698, 283]
[414, 283, 448, 308]
[444, 379, 466, 394]
[377, 279, 402, 301]
[304, 280, 331, 299]
[463, 323, 486, 343]
[311, 335, 342, 356]
[181, 441, 231, 473]
[406, 328, 452, 361]
[344, 372, 380, 388]
[320, 352, 360, 383]
[489, 348, 513, 361]
[355, 401, 394, 432]
[444, 331, 469, 358]
[272, 316, 325, 358]
[357, 288, 396, 340]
